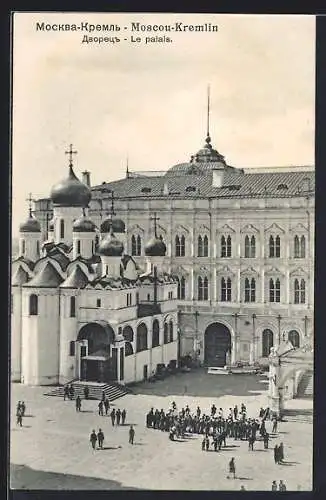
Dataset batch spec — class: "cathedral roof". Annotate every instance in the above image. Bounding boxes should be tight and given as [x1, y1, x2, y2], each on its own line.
[73, 215, 96, 233]
[100, 218, 126, 234]
[12, 266, 29, 286]
[144, 236, 166, 257]
[87, 276, 138, 290]
[24, 262, 63, 288]
[60, 265, 89, 289]
[19, 215, 41, 233]
[13, 256, 35, 270]
[50, 165, 91, 208]
[98, 232, 124, 257]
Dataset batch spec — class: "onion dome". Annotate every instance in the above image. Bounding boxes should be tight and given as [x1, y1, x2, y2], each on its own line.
[100, 218, 125, 234]
[50, 165, 91, 207]
[145, 236, 166, 257]
[98, 232, 124, 257]
[19, 215, 41, 233]
[73, 216, 96, 233]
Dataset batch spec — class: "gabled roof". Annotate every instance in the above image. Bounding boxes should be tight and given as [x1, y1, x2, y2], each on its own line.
[87, 276, 138, 290]
[60, 265, 89, 289]
[23, 261, 64, 288]
[12, 266, 29, 286]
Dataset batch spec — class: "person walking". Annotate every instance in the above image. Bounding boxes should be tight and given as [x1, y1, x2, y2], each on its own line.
[76, 395, 82, 412]
[201, 438, 206, 451]
[116, 408, 121, 425]
[69, 385, 75, 400]
[97, 428, 104, 449]
[16, 409, 23, 427]
[64, 386, 69, 401]
[104, 398, 110, 415]
[101, 391, 106, 402]
[279, 442, 284, 463]
[271, 480, 277, 491]
[98, 400, 104, 416]
[248, 435, 255, 451]
[227, 457, 236, 479]
[272, 416, 278, 433]
[279, 480, 287, 491]
[110, 408, 116, 426]
[84, 386, 89, 400]
[129, 425, 135, 444]
[263, 432, 269, 449]
[90, 429, 97, 450]
[21, 401, 26, 417]
[121, 409, 126, 425]
[205, 436, 210, 451]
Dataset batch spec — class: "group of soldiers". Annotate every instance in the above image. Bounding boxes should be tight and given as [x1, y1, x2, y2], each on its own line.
[16, 401, 26, 426]
[89, 425, 135, 450]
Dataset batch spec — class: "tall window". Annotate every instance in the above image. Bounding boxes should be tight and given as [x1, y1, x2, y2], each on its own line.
[136, 323, 148, 352]
[197, 236, 203, 257]
[198, 276, 208, 300]
[262, 329, 274, 357]
[221, 235, 232, 257]
[131, 235, 142, 256]
[96, 298, 101, 307]
[70, 296, 76, 317]
[269, 235, 281, 258]
[221, 277, 232, 302]
[175, 235, 185, 257]
[152, 319, 160, 348]
[177, 276, 186, 299]
[288, 330, 300, 348]
[294, 235, 306, 258]
[244, 277, 256, 302]
[169, 320, 174, 342]
[203, 235, 209, 256]
[60, 219, 65, 239]
[294, 278, 305, 304]
[36, 240, 40, 256]
[77, 240, 81, 255]
[21, 239, 25, 255]
[245, 235, 256, 258]
[269, 278, 281, 302]
[29, 294, 38, 315]
[164, 323, 169, 344]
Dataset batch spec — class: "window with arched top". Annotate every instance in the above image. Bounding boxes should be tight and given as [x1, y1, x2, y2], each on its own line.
[288, 330, 300, 348]
[77, 240, 81, 255]
[131, 235, 142, 256]
[221, 235, 232, 257]
[294, 278, 305, 304]
[169, 320, 174, 342]
[125, 342, 134, 356]
[245, 235, 256, 258]
[177, 276, 186, 300]
[70, 296, 76, 317]
[175, 235, 185, 257]
[152, 319, 160, 348]
[244, 277, 256, 302]
[164, 323, 169, 344]
[122, 325, 134, 342]
[197, 235, 203, 257]
[60, 219, 65, 239]
[198, 276, 208, 300]
[21, 239, 25, 255]
[29, 294, 38, 315]
[203, 235, 209, 257]
[269, 235, 281, 258]
[269, 278, 281, 302]
[262, 329, 274, 357]
[136, 323, 148, 352]
[221, 277, 232, 302]
[294, 235, 306, 258]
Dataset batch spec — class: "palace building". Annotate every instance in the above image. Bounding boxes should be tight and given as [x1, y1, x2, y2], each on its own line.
[13, 103, 315, 385]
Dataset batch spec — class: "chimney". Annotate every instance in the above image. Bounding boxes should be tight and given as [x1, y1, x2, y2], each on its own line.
[82, 170, 91, 187]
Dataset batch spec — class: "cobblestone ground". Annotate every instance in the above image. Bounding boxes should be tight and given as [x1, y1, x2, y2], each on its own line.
[9, 371, 313, 491]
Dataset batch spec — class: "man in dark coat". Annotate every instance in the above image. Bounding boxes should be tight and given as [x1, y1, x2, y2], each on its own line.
[263, 432, 269, 449]
[121, 409, 126, 425]
[76, 395, 81, 412]
[98, 400, 104, 416]
[21, 402, 26, 416]
[272, 416, 278, 433]
[84, 386, 89, 400]
[227, 457, 236, 479]
[97, 428, 104, 449]
[69, 385, 75, 400]
[104, 398, 110, 415]
[279, 442, 284, 462]
[129, 425, 135, 444]
[90, 430, 97, 450]
[274, 444, 279, 464]
[116, 408, 121, 425]
[110, 408, 116, 426]
[64, 386, 69, 401]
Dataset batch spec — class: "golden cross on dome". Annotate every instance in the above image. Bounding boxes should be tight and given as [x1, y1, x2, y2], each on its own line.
[26, 192, 33, 216]
[65, 143, 78, 166]
[150, 212, 160, 237]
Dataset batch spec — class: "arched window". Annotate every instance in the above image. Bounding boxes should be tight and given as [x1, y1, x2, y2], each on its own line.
[177, 276, 186, 300]
[294, 235, 300, 258]
[95, 235, 99, 251]
[197, 235, 203, 257]
[137, 235, 141, 255]
[300, 235, 306, 258]
[136, 323, 148, 352]
[70, 296, 76, 317]
[131, 235, 141, 256]
[221, 236, 226, 257]
[36, 240, 40, 256]
[226, 236, 232, 257]
[269, 278, 281, 303]
[152, 319, 160, 348]
[203, 276, 209, 300]
[251, 236, 256, 258]
[198, 276, 208, 300]
[77, 240, 81, 255]
[164, 323, 169, 344]
[269, 235, 274, 258]
[221, 277, 232, 302]
[288, 330, 300, 348]
[294, 278, 306, 304]
[180, 235, 185, 256]
[262, 329, 274, 357]
[125, 342, 134, 356]
[69, 341, 75, 356]
[203, 235, 209, 257]
[60, 219, 65, 239]
[275, 235, 280, 257]
[122, 325, 134, 342]
[21, 239, 25, 255]
[244, 235, 250, 258]
[169, 320, 174, 342]
[29, 294, 38, 315]
[175, 235, 181, 256]
[244, 278, 256, 302]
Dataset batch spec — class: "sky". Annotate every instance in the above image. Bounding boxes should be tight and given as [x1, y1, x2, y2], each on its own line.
[12, 13, 315, 235]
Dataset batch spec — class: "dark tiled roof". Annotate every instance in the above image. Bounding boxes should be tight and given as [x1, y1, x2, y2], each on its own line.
[12, 266, 29, 286]
[88, 276, 138, 290]
[92, 170, 314, 200]
[60, 265, 88, 289]
[24, 262, 63, 288]
[48, 249, 70, 271]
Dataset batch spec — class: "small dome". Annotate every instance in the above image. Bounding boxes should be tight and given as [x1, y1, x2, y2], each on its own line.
[50, 165, 91, 207]
[98, 233, 124, 257]
[48, 218, 55, 231]
[73, 216, 96, 233]
[19, 215, 41, 233]
[145, 236, 166, 257]
[100, 218, 125, 234]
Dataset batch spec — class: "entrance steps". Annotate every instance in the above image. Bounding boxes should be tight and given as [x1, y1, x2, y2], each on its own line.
[44, 381, 131, 401]
[296, 370, 314, 398]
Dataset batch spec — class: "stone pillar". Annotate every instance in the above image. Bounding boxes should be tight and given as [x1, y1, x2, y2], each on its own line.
[268, 349, 282, 418]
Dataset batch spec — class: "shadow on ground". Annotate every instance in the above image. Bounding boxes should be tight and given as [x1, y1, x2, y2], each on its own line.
[130, 369, 267, 398]
[10, 464, 141, 490]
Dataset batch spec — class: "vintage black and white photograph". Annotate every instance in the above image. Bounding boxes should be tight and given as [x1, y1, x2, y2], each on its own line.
[10, 12, 314, 491]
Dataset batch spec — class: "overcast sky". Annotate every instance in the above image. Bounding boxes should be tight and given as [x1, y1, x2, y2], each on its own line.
[12, 13, 315, 235]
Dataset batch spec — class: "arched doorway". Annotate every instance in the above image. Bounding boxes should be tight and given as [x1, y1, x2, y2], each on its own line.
[204, 323, 232, 367]
[262, 329, 274, 357]
[77, 322, 115, 382]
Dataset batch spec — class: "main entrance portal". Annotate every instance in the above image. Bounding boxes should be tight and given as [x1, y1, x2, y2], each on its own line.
[204, 323, 232, 367]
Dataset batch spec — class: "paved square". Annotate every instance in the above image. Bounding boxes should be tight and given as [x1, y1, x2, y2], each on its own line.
[10, 371, 313, 491]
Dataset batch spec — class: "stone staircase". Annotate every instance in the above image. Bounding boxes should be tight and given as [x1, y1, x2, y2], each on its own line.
[296, 371, 314, 398]
[44, 380, 131, 401]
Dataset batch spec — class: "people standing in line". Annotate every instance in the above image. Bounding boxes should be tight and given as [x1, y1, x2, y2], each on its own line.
[90, 429, 97, 450]
[98, 400, 104, 416]
[121, 409, 126, 425]
[227, 457, 236, 479]
[116, 408, 121, 425]
[110, 408, 116, 426]
[279, 480, 287, 491]
[271, 480, 278, 491]
[64, 386, 69, 401]
[104, 398, 110, 415]
[84, 386, 89, 400]
[97, 428, 104, 449]
[129, 425, 135, 444]
[76, 395, 82, 412]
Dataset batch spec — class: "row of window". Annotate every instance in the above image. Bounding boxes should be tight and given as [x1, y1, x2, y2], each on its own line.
[261, 329, 300, 357]
[176, 277, 307, 304]
[131, 234, 307, 258]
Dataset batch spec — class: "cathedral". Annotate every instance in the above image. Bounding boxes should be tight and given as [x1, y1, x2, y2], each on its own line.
[12, 104, 315, 386]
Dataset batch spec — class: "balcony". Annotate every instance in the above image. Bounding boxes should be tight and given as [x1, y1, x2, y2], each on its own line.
[137, 302, 162, 318]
